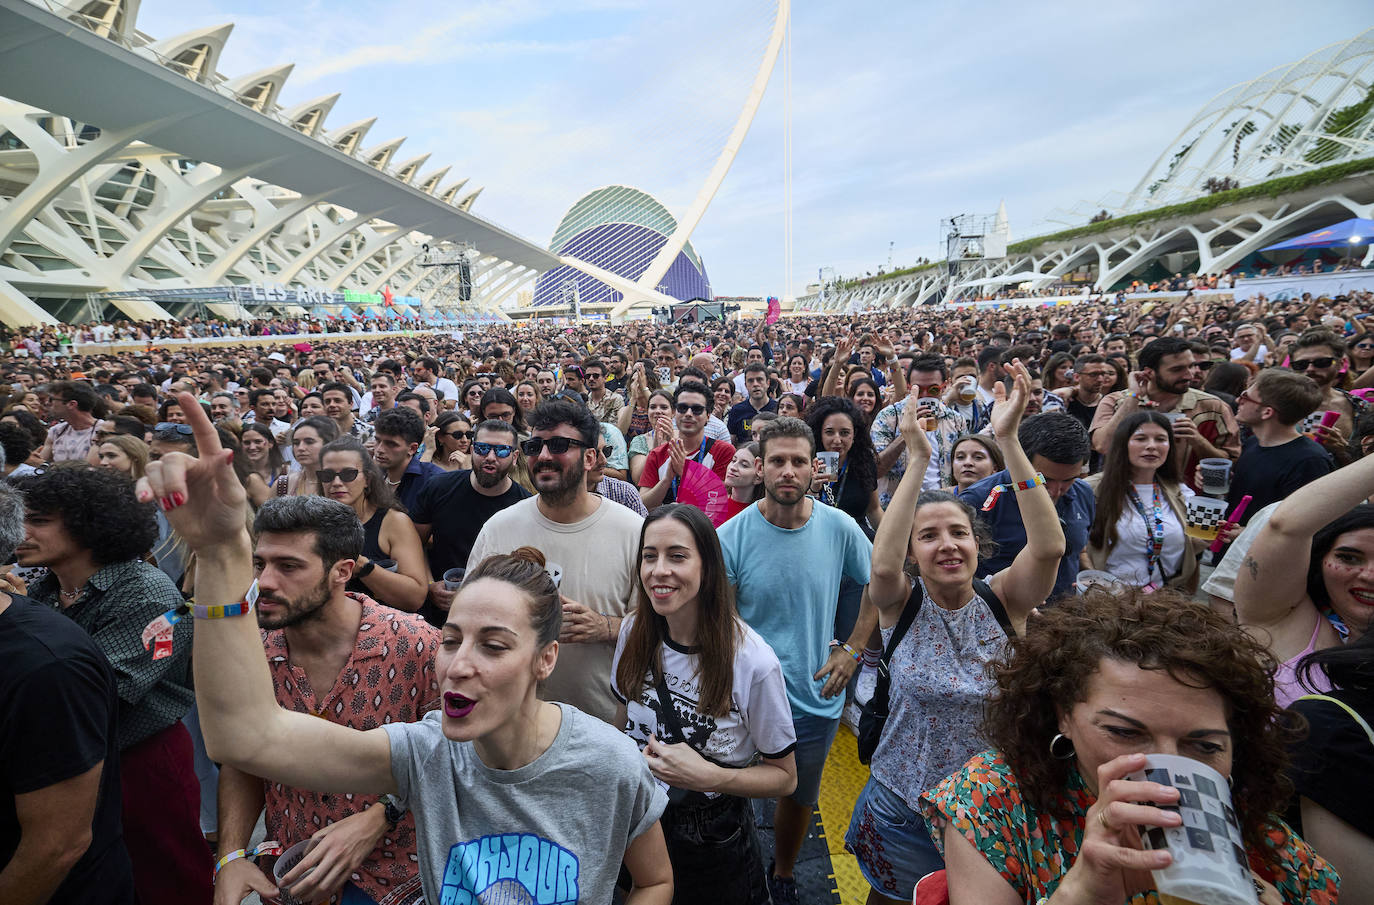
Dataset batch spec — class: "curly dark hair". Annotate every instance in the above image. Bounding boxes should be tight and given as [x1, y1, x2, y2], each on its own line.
[804, 396, 877, 494]
[13, 466, 158, 564]
[984, 587, 1301, 865]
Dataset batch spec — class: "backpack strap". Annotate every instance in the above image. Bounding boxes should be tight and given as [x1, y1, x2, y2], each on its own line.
[972, 578, 1016, 638]
[1294, 694, 1374, 748]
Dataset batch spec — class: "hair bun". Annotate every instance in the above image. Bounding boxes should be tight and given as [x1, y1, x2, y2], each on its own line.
[508, 546, 547, 568]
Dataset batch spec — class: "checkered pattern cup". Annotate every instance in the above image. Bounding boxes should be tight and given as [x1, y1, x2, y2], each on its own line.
[1129, 754, 1258, 905]
[1185, 496, 1228, 543]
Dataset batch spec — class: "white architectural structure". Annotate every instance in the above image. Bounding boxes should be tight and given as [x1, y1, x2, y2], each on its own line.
[0, 0, 558, 326]
[801, 28, 1374, 312]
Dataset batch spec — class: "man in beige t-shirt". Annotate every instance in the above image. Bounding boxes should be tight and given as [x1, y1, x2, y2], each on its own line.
[467, 399, 643, 723]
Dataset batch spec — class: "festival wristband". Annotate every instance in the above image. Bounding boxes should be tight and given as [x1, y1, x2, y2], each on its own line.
[214, 840, 283, 878]
[979, 474, 1047, 511]
[829, 639, 862, 663]
[140, 581, 260, 659]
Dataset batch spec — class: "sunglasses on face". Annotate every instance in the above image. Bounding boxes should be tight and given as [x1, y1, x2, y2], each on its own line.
[472, 441, 514, 458]
[1291, 356, 1336, 370]
[676, 403, 707, 415]
[317, 467, 360, 484]
[520, 436, 588, 456]
[1355, 343, 1374, 351]
[154, 422, 194, 435]
[446, 430, 475, 441]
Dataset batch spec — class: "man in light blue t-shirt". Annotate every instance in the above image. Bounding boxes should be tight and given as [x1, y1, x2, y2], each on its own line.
[718, 417, 873, 905]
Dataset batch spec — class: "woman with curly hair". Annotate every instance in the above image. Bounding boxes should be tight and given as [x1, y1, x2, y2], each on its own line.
[920, 587, 1339, 905]
[805, 397, 881, 537]
[843, 363, 1065, 905]
[847, 377, 881, 425]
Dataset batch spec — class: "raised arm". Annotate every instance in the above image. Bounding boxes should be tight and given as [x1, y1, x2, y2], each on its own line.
[1233, 451, 1374, 633]
[988, 361, 1067, 623]
[138, 392, 395, 796]
[868, 396, 932, 619]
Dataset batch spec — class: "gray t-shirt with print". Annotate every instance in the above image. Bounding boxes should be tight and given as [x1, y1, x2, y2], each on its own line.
[384, 703, 666, 905]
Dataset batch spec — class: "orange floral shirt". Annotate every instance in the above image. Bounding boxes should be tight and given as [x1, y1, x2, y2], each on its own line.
[262, 596, 440, 905]
[919, 749, 1339, 905]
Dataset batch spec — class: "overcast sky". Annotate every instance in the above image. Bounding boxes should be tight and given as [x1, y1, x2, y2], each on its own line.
[134, 0, 1374, 296]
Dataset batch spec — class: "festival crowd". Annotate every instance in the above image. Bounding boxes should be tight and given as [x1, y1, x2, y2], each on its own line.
[1, 285, 1372, 905]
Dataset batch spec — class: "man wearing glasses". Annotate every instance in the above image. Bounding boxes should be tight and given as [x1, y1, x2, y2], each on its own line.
[466, 399, 643, 724]
[410, 419, 529, 626]
[639, 381, 737, 509]
[583, 358, 623, 424]
[1289, 329, 1368, 464]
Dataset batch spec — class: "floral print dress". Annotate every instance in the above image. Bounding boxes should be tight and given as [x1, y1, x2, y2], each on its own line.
[919, 750, 1340, 905]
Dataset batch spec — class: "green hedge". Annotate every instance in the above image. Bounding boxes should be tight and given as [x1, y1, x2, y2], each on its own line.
[1006, 156, 1374, 255]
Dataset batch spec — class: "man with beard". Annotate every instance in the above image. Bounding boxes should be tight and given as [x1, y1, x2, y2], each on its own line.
[716, 417, 873, 905]
[214, 497, 437, 905]
[409, 420, 530, 626]
[1090, 336, 1239, 491]
[466, 399, 642, 724]
[1289, 329, 1368, 465]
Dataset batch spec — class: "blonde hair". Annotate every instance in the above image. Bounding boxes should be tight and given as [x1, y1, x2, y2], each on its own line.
[99, 434, 150, 480]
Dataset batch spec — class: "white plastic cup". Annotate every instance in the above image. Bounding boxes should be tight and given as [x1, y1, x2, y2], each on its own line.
[1128, 754, 1258, 905]
[816, 451, 839, 477]
[1198, 458, 1233, 496]
[442, 567, 465, 591]
[1185, 496, 1229, 542]
[271, 839, 319, 905]
[1075, 569, 1126, 594]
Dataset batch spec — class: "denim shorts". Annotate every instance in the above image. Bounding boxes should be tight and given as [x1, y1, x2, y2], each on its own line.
[843, 777, 945, 898]
[662, 794, 769, 905]
[790, 711, 841, 806]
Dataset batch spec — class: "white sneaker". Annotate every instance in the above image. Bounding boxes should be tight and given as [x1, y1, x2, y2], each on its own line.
[842, 700, 862, 733]
[854, 663, 877, 706]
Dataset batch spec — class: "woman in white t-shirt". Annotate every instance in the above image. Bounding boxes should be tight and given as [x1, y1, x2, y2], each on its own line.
[613, 503, 797, 905]
[1085, 411, 1205, 592]
[138, 397, 673, 905]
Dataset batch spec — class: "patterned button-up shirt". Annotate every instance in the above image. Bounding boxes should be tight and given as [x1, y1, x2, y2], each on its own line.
[262, 595, 439, 905]
[33, 559, 193, 750]
[588, 390, 624, 425]
[597, 476, 649, 516]
[870, 398, 969, 507]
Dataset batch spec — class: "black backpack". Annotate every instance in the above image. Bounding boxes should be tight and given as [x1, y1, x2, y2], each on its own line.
[856, 578, 1015, 765]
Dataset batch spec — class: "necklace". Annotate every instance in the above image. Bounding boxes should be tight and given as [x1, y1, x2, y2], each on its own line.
[384, 476, 401, 486]
[59, 586, 82, 602]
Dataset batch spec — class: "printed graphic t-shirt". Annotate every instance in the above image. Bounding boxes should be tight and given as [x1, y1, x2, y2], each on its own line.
[384, 703, 666, 905]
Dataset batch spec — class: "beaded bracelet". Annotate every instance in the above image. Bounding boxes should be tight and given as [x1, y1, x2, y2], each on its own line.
[829, 639, 862, 663]
[979, 473, 1047, 511]
[214, 840, 283, 880]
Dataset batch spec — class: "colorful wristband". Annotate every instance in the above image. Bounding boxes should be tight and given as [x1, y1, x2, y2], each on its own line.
[213, 840, 283, 879]
[141, 581, 260, 660]
[829, 639, 862, 663]
[979, 474, 1047, 511]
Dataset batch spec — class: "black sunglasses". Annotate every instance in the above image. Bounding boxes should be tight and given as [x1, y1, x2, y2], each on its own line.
[1196, 359, 1217, 370]
[154, 422, 194, 435]
[446, 430, 476, 441]
[473, 441, 514, 458]
[1291, 356, 1336, 370]
[601, 445, 615, 458]
[676, 403, 707, 415]
[317, 467, 360, 484]
[521, 436, 589, 456]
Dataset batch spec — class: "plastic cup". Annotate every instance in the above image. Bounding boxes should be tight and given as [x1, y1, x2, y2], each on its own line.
[442, 567, 465, 591]
[816, 451, 839, 477]
[1198, 458, 1232, 496]
[546, 562, 563, 589]
[1185, 496, 1229, 542]
[957, 378, 978, 404]
[1075, 569, 1126, 595]
[1128, 754, 1258, 905]
[1162, 411, 1184, 424]
[271, 840, 322, 905]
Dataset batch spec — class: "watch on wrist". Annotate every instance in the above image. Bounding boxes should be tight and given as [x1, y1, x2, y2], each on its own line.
[381, 794, 405, 830]
[355, 559, 377, 579]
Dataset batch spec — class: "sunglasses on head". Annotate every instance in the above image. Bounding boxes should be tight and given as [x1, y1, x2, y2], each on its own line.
[317, 467, 360, 484]
[154, 422, 194, 435]
[1291, 356, 1336, 370]
[676, 403, 707, 415]
[446, 430, 475, 441]
[473, 441, 514, 458]
[601, 444, 615, 458]
[520, 436, 588, 456]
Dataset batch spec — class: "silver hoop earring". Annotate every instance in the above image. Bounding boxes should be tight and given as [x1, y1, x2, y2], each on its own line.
[1049, 733, 1076, 760]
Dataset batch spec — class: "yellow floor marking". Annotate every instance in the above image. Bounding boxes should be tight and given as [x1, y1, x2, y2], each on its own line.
[817, 723, 872, 904]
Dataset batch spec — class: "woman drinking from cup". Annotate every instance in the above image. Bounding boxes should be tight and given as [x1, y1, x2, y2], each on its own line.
[1232, 450, 1374, 706]
[138, 393, 674, 905]
[1084, 412, 1209, 593]
[613, 504, 796, 905]
[920, 587, 1338, 905]
[845, 362, 1065, 905]
[320, 437, 429, 613]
